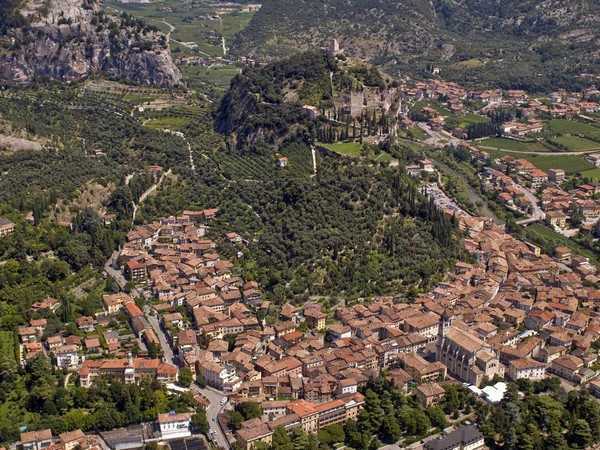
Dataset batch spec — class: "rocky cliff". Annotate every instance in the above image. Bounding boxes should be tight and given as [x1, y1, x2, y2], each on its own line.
[0, 0, 182, 87]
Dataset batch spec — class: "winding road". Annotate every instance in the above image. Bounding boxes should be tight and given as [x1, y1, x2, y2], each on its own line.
[131, 168, 172, 225]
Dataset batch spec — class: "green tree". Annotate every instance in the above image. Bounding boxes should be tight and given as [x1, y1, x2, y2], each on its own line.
[380, 416, 401, 443]
[228, 411, 244, 431]
[177, 368, 193, 388]
[236, 401, 263, 420]
[196, 371, 207, 388]
[191, 410, 209, 434]
[545, 429, 568, 450]
[271, 426, 293, 450]
[427, 406, 448, 430]
[569, 419, 592, 448]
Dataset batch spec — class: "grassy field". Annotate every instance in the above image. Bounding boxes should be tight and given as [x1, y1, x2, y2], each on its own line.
[318, 141, 362, 157]
[478, 137, 549, 152]
[484, 148, 593, 173]
[408, 126, 428, 141]
[581, 168, 600, 181]
[552, 135, 600, 151]
[451, 58, 485, 70]
[182, 65, 241, 94]
[525, 224, 599, 264]
[547, 119, 600, 140]
[412, 100, 453, 118]
[458, 113, 489, 128]
[143, 116, 191, 130]
[374, 152, 393, 163]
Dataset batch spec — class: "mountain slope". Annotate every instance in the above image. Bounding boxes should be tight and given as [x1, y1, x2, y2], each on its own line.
[232, 0, 443, 64]
[232, 0, 600, 89]
[0, 0, 182, 87]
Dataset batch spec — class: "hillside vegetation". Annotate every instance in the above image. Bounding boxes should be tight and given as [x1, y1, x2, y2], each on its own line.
[216, 51, 336, 152]
[232, 0, 600, 90]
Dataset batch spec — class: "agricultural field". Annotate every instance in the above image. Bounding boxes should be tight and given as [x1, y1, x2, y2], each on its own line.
[478, 137, 549, 152]
[397, 138, 426, 152]
[407, 126, 428, 141]
[105, 0, 256, 58]
[546, 119, 600, 140]
[221, 12, 255, 40]
[458, 113, 489, 128]
[450, 58, 486, 70]
[182, 65, 241, 96]
[580, 168, 600, 181]
[484, 149, 593, 174]
[213, 152, 276, 180]
[412, 100, 453, 117]
[143, 116, 191, 130]
[551, 135, 600, 151]
[318, 141, 362, 157]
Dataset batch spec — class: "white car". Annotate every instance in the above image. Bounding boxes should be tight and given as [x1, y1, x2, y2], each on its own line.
[220, 398, 227, 405]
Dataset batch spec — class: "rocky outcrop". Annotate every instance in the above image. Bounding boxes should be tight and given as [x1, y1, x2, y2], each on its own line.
[0, 0, 182, 87]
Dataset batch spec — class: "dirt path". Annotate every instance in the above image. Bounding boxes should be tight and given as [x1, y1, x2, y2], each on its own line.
[131, 168, 172, 224]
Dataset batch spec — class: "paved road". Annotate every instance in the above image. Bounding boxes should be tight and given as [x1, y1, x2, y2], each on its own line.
[514, 182, 545, 225]
[132, 168, 172, 224]
[144, 306, 231, 448]
[144, 306, 175, 364]
[104, 251, 127, 289]
[478, 145, 600, 156]
[191, 384, 231, 449]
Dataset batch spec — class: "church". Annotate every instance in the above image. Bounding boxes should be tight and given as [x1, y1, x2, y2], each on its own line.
[436, 312, 504, 386]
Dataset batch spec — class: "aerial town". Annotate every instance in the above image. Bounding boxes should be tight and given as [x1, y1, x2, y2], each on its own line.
[2, 3, 600, 449]
[2, 67, 600, 450]
[7, 170, 600, 450]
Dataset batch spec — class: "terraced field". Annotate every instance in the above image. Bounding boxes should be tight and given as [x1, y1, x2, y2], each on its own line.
[214, 152, 277, 180]
[484, 148, 593, 174]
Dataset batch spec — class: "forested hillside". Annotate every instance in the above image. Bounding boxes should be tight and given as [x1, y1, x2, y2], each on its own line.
[232, 0, 600, 90]
[138, 143, 463, 300]
[215, 50, 336, 152]
[216, 50, 390, 153]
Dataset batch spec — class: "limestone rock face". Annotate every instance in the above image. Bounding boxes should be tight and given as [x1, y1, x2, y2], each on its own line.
[0, 0, 182, 87]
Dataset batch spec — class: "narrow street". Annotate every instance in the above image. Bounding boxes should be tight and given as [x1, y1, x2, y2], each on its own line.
[515, 183, 545, 225]
[144, 305, 175, 364]
[104, 251, 127, 290]
[191, 384, 231, 449]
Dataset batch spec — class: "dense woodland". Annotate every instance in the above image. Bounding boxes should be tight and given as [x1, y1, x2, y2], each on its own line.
[138, 146, 462, 301]
[0, 352, 206, 442]
[215, 51, 336, 152]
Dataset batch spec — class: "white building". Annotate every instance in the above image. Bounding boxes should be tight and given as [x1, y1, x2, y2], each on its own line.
[508, 358, 546, 381]
[157, 412, 192, 440]
[54, 345, 82, 370]
[200, 361, 242, 393]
